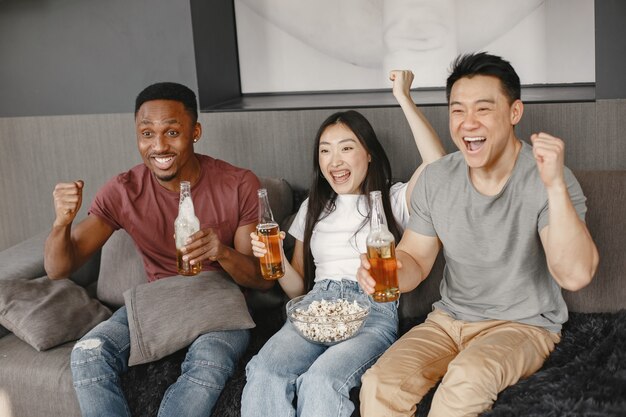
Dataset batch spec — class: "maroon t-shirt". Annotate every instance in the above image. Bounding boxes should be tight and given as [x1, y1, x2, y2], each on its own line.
[89, 154, 260, 282]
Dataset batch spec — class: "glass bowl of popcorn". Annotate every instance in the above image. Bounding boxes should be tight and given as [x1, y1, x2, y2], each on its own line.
[286, 294, 371, 345]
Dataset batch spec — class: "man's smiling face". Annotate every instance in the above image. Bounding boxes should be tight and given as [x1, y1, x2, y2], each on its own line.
[448, 75, 522, 171]
[135, 99, 200, 191]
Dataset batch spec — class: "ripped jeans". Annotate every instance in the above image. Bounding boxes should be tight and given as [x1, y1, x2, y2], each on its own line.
[70, 306, 249, 417]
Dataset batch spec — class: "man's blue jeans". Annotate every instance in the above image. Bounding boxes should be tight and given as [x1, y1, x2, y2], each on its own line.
[70, 306, 249, 417]
[241, 279, 398, 417]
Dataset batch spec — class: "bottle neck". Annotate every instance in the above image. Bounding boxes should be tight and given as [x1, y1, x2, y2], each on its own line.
[369, 192, 387, 231]
[258, 190, 275, 224]
[178, 181, 196, 217]
[179, 181, 191, 198]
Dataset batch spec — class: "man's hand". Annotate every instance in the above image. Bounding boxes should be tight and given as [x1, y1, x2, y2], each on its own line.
[180, 228, 226, 266]
[390, 69, 414, 99]
[357, 253, 404, 295]
[52, 180, 84, 228]
[46, 180, 114, 280]
[531, 132, 566, 189]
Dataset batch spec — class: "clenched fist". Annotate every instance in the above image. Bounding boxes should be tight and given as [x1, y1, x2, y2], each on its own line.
[52, 180, 84, 227]
[390, 69, 414, 99]
[530, 133, 566, 189]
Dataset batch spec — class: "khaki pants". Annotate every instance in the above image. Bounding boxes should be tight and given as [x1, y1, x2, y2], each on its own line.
[360, 309, 560, 417]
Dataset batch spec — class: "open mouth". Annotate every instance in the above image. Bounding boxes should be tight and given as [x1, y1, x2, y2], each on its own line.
[464, 136, 486, 152]
[152, 155, 175, 170]
[330, 169, 351, 184]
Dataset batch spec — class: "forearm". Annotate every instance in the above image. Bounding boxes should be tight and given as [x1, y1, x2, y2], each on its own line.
[217, 246, 273, 291]
[395, 92, 445, 165]
[44, 225, 76, 279]
[544, 184, 599, 291]
[396, 249, 428, 293]
[276, 259, 306, 299]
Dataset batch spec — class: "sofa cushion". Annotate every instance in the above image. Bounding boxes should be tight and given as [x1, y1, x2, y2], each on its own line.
[563, 170, 626, 313]
[125, 271, 255, 366]
[0, 230, 47, 282]
[97, 230, 147, 309]
[0, 334, 80, 417]
[0, 277, 112, 351]
[259, 177, 293, 225]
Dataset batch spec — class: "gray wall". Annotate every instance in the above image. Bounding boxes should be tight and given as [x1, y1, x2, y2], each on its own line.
[595, 0, 626, 99]
[1, 0, 624, 118]
[0, 0, 197, 117]
[0, 0, 625, 251]
[1, 100, 625, 251]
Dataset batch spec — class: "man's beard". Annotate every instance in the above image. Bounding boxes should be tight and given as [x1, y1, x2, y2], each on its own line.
[156, 172, 177, 182]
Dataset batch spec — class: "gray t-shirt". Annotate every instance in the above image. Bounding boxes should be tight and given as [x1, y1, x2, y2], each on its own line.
[408, 141, 587, 333]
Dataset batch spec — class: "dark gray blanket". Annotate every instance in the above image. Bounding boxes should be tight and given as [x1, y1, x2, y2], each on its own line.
[122, 310, 626, 417]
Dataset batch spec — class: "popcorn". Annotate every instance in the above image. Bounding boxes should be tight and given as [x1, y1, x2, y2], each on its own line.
[289, 298, 369, 344]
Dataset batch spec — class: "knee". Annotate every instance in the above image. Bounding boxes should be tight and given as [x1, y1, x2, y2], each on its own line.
[191, 331, 248, 365]
[70, 337, 122, 386]
[245, 353, 264, 375]
[245, 352, 283, 384]
[298, 367, 344, 395]
[361, 360, 432, 401]
[359, 364, 398, 412]
[71, 337, 106, 365]
[441, 356, 499, 396]
[188, 336, 235, 369]
[181, 333, 249, 387]
[361, 362, 390, 393]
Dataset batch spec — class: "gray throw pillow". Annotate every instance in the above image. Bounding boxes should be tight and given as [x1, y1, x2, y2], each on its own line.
[0, 277, 112, 351]
[97, 230, 147, 309]
[0, 231, 47, 281]
[259, 177, 293, 225]
[124, 271, 255, 366]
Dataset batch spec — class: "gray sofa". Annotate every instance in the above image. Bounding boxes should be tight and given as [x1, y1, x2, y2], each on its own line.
[0, 171, 625, 417]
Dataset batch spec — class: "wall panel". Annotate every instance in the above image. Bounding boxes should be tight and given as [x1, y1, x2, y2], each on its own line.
[1, 100, 625, 251]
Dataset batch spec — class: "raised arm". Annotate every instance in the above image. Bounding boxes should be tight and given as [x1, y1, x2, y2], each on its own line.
[532, 133, 599, 291]
[45, 181, 114, 279]
[390, 70, 446, 204]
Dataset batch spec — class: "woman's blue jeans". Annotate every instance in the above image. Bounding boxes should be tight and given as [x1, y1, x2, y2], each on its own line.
[241, 279, 398, 417]
[70, 306, 249, 417]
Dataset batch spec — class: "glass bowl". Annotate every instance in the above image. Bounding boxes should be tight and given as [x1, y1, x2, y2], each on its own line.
[286, 294, 371, 345]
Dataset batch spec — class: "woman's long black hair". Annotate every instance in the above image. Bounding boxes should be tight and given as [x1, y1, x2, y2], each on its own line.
[302, 110, 402, 291]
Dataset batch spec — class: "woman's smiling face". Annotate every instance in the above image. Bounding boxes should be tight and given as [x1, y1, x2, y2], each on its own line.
[318, 122, 370, 195]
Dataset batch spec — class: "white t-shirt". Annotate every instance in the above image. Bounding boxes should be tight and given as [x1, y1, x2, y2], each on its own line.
[289, 182, 409, 283]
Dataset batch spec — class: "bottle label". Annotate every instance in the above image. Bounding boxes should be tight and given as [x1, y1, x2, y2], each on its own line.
[256, 222, 285, 280]
[175, 196, 200, 249]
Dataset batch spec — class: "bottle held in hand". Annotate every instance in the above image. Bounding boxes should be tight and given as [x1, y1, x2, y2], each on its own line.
[257, 188, 285, 280]
[366, 191, 399, 302]
[175, 181, 202, 276]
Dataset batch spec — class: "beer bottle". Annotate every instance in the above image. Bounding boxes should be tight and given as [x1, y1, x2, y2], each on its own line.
[175, 181, 202, 276]
[256, 188, 285, 280]
[366, 190, 399, 302]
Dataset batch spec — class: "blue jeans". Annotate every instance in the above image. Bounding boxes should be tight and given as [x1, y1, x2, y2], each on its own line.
[70, 306, 249, 417]
[241, 279, 398, 417]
